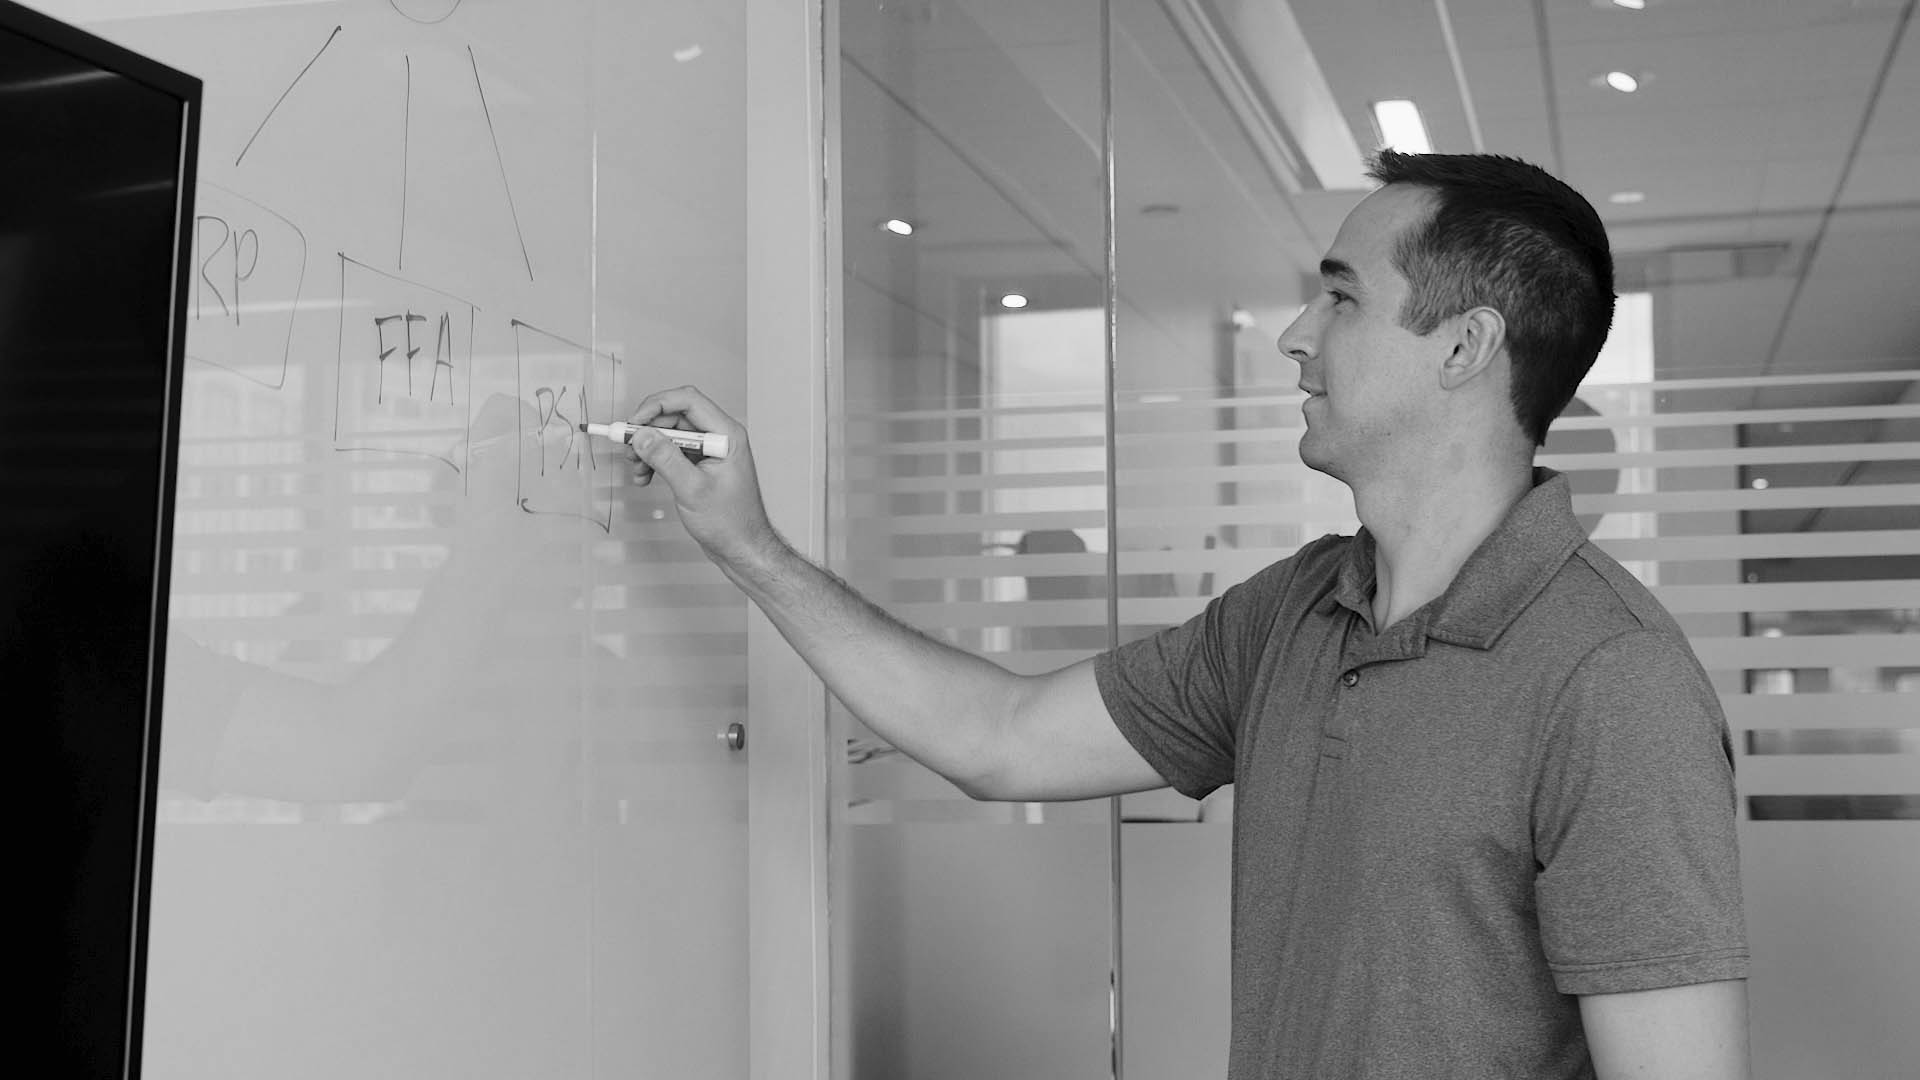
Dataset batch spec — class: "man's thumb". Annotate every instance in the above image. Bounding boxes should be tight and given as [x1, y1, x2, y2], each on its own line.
[630, 426, 704, 490]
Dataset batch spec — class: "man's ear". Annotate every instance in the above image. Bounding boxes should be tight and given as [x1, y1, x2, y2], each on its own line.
[1439, 307, 1506, 391]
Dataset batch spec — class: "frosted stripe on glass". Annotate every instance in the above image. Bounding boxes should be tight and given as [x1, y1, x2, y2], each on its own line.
[844, 370, 1918, 423]
[880, 476, 1908, 509]
[1101, 484, 1920, 517]
[1549, 402, 1920, 430]
[887, 400, 1920, 440]
[871, 510, 1114, 535]
[870, 532, 1919, 581]
[1690, 634, 1917, 670]
[887, 595, 1920, 640]
[1737, 757, 1920, 796]
[1595, 531, 1920, 562]
[858, 440, 1916, 473]
[1724, 694, 1919, 728]
[1655, 581, 1920, 613]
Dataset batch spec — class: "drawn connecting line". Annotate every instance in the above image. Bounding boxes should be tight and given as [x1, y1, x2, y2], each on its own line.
[333, 254, 478, 476]
[468, 45, 534, 282]
[512, 320, 621, 533]
[408, 40, 531, 279]
[187, 183, 306, 390]
[236, 25, 341, 167]
[400, 53, 412, 270]
[236, 11, 531, 283]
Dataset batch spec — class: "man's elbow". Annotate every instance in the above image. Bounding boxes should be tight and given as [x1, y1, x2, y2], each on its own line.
[951, 679, 1035, 802]
[952, 743, 1022, 802]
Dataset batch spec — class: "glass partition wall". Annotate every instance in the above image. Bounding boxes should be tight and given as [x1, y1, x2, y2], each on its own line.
[832, 2, 1117, 1078]
[833, 1, 1915, 1078]
[44, 2, 764, 1076]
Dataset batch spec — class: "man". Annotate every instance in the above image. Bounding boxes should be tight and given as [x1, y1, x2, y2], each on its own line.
[624, 151, 1750, 1079]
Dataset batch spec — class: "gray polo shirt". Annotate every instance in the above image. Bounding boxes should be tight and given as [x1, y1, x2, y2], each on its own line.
[1096, 468, 1748, 1079]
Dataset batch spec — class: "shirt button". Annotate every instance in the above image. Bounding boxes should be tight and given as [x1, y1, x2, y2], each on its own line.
[1341, 670, 1360, 688]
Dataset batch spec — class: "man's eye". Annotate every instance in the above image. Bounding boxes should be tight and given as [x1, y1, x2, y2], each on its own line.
[1326, 289, 1352, 306]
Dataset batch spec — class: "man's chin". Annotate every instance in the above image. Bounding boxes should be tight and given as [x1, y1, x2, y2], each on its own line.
[1297, 433, 1340, 479]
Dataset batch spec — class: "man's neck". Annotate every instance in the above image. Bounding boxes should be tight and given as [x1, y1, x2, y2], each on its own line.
[1352, 453, 1535, 630]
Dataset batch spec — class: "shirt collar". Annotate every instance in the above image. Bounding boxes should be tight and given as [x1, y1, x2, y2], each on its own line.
[1323, 468, 1588, 650]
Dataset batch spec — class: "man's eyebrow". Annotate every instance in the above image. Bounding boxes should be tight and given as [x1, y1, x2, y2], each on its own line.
[1319, 258, 1362, 289]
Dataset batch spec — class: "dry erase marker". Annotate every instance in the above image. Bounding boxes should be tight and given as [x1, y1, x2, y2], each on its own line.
[578, 421, 731, 459]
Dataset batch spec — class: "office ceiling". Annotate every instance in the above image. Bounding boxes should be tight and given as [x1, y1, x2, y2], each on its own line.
[840, 0, 1919, 390]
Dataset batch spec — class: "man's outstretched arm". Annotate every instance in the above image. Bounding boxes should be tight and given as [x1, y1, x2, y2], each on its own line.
[626, 385, 1167, 803]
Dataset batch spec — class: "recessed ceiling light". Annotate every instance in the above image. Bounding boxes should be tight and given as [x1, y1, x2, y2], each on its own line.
[1751, 477, 1770, 490]
[1611, 0, 1646, 10]
[880, 218, 914, 236]
[1608, 190, 1646, 204]
[1370, 99, 1433, 154]
[999, 292, 1029, 310]
[673, 45, 703, 63]
[1604, 71, 1641, 93]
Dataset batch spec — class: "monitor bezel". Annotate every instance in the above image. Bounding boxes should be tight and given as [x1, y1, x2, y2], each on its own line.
[0, 3, 201, 1077]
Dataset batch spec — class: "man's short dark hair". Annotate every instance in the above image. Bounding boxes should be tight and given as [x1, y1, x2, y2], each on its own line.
[1366, 150, 1615, 446]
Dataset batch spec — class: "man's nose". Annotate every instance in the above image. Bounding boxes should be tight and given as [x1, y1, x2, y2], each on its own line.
[1276, 307, 1316, 366]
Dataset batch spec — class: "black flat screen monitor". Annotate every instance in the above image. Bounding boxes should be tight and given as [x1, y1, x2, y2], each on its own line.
[0, 3, 200, 1075]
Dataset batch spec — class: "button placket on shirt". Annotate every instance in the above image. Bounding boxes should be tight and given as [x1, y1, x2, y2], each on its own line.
[1319, 615, 1365, 758]
[1324, 616, 1430, 763]
[1323, 661, 1371, 762]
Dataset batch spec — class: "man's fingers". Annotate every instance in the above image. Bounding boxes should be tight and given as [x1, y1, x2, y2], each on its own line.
[628, 425, 704, 491]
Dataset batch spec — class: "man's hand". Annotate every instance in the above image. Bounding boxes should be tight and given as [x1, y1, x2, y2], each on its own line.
[625, 385, 781, 568]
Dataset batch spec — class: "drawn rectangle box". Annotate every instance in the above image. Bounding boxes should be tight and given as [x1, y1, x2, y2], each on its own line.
[512, 319, 621, 532]
[332, 253, 477, 475]
[187, 183, 305, 389]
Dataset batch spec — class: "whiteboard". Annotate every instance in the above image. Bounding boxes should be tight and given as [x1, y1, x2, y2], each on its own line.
[28, 1, 753, 1075]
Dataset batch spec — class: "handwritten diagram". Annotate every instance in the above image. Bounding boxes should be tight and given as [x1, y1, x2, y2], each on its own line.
[183, 2, 621, 519]
[332, 254, 476, 475]
[188, 184, 306, 389]
[233, 13, 532, 284]
[511, 320, 621, 532]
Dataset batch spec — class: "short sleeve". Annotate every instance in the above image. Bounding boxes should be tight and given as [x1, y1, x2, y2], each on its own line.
[1094, 553, 1306, 801]
[1532, 629, 1750, 995]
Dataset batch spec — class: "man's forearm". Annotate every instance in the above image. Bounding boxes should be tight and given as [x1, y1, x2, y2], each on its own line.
[717, 530, 1023, 797]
